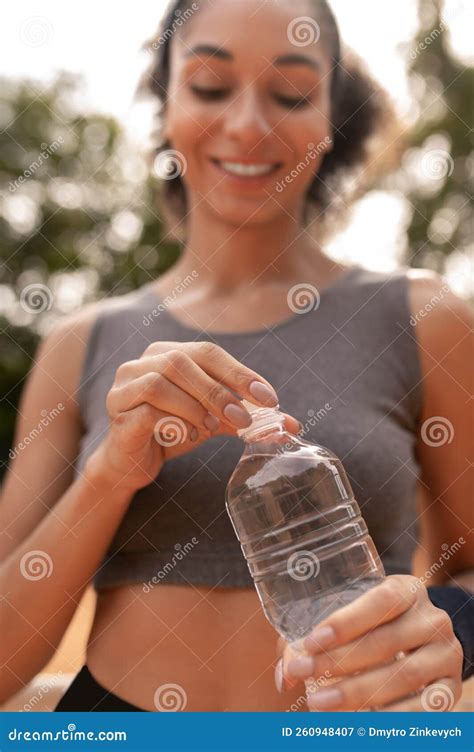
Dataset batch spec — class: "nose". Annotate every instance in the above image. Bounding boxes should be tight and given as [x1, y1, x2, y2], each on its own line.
[222, 87, 272, 151]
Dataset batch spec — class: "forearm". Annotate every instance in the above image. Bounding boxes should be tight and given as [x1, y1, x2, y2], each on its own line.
[0, 460, 133, 699]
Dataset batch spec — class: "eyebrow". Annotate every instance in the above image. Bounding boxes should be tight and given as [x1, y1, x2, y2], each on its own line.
[184, 45, 321, 72]
[274, 54, 321, 72]
[184, 44, 232, 61]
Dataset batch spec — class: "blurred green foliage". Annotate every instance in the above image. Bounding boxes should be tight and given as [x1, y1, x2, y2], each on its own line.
[0, 72, 179, 470]
[403, 0, 473, 272]
[0, 0, 472, 475]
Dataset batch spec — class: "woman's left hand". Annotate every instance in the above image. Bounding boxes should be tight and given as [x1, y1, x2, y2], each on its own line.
[276, 575, 464, 711]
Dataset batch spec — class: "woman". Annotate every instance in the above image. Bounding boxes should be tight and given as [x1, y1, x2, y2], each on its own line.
[1, 0, 472, 713]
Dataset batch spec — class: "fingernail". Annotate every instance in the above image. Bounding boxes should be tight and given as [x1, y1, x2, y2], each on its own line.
[190, 427, 199, 442]
[248, 381, 278, 406]
[307, 687, 343, 710]
[223, 403, 252, 428]
[287, 655, 314, 679]
[204, 414, 220, 431]
[274, 658, 284, 693]
[304, 625, 336, 652]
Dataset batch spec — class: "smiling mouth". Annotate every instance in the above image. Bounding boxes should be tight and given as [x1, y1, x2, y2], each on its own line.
[210, 158, 283, 177]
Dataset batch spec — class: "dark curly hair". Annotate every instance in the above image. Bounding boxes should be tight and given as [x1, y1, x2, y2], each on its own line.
[138, 0, 402, 240]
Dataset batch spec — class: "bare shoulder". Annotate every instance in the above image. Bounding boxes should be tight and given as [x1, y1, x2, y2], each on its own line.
[37, 290, 140, 418]
[404, 268, 472, 410]
[405, 268, 473, 340]
[0, 289, 146, 559]
[48, 290, 134, 344]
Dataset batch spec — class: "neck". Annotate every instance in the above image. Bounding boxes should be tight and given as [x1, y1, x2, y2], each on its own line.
[168, 204, 329, 294]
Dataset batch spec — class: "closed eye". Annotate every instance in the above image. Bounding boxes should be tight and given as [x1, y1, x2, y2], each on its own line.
[190, 85, 312, 110]
[190, 85, 229, 101]
[274, 94, 312, 109]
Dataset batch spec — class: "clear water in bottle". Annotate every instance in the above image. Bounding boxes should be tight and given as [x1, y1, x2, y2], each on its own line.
[225, 400, 385, 645]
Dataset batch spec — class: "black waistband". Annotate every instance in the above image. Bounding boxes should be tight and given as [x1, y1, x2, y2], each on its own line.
[54, 665, 145, 712]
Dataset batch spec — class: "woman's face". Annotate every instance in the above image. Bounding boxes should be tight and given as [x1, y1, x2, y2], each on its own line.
[164, 0, 334, 227]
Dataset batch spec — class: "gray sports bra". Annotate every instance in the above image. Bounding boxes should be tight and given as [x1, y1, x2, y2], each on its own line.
[74, 266, 423, 590]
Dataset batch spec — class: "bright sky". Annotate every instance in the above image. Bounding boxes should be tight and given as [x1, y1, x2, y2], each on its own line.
[2, 0, 472, 279]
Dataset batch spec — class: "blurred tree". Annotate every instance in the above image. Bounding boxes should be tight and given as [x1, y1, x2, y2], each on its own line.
[0, 72, 179, 473]
[400, 0, 473, 283]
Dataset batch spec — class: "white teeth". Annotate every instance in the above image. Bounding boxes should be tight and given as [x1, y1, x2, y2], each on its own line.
[220, 161, 276, 176]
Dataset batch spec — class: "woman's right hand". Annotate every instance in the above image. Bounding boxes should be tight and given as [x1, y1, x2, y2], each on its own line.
[85, 340, 282, 492]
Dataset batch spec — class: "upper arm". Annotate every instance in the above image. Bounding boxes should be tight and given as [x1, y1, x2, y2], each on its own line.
[408, 270, 473, 577]
[0, 304, 101, 561]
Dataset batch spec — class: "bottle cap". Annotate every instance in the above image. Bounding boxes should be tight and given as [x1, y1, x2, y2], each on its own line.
[237, 398, 283, 438]
[241, 398, 279, 415]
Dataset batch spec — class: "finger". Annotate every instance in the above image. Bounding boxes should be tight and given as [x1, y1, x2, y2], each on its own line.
[143, 341, 279, 411]
[114, 403, 194, 447]
[152, 412, 199, 447]
[282, 414, 302, 435]
[286, 605, 447, 681]
[383, 678, 460, 712]
[127, 351, 258, 430]
[107, 372, 214, 434]
[306, 644, 453, 711]
[278, 640, 311, 693]
[186, 342, 280, 407]
[301, 576, 416, 655]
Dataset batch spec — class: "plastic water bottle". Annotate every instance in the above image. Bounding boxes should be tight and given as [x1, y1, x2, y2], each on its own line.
[225, 400, 385, 645]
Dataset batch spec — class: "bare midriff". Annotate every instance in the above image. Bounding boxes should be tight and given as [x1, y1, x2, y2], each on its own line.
[86, 583, 309, 711]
